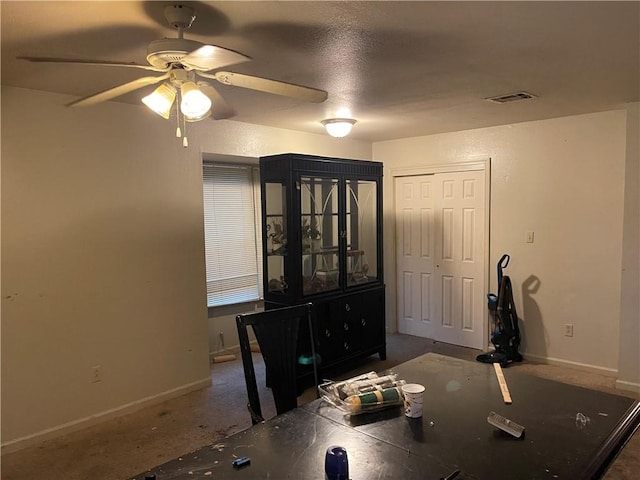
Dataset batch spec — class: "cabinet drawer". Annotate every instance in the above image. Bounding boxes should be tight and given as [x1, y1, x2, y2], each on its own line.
[332, 294, 363, 355]
[314, 301, 342, 361]
[349, 289, 384, 351]
[314, 289, 383, 361]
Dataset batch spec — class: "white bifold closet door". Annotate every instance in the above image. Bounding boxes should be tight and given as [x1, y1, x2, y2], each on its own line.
[395, 170, 485, 349]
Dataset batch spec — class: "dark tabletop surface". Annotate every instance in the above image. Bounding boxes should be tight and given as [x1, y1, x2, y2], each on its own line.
[134, 407, 458, 480]
[305, 353, 640, 479]
[133, 353, 640, 480]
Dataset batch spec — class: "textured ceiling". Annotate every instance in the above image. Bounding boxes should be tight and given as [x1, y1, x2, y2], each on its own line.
[2, 1, 638, 142]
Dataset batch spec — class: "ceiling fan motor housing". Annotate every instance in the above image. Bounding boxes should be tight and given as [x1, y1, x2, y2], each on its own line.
[146, 5, 200, 68]
[164, 4, 196, 30]
[169, 68, 194, 87]
[146, 38, 203, 68]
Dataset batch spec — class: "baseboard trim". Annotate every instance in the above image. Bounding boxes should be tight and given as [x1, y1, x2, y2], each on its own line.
[209, 341, 259, 362]
[615, 379, 640, 394]
[523, 352, 618, 377]
[1, 377, 212, 454]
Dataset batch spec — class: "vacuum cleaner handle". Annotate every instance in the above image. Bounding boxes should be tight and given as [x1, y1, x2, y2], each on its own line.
[497, 254, 510, 289]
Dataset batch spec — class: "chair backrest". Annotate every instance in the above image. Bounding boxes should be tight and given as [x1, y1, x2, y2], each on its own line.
[236, 302, 318, 424]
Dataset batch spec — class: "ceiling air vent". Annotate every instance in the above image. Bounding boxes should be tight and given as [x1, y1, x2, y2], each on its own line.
[486, 91, 537, 104]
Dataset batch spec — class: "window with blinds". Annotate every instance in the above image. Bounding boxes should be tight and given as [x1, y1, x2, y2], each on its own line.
[202, 163, 263, 307]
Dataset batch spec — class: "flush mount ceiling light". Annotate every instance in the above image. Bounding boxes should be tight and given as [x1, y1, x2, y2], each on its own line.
[321, 118, 357, 138]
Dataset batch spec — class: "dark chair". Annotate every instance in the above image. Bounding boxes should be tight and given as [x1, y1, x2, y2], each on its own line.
[236, 302, 318, 424]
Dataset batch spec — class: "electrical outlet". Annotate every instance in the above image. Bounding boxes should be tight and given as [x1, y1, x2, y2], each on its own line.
[92, 365, 102, 383]
[526, 231, 535, 243]
[564, 324, 574, 337]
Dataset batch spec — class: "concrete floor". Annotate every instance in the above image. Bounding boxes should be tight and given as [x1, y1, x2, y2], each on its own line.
[1, 333, 638, 479]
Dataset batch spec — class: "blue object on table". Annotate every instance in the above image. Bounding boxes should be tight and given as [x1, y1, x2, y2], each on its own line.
[232, 456, 251, 468]
[325, 445, 349, 480]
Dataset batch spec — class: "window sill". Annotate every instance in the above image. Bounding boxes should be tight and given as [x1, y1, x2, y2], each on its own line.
[207, 299, 264, 318]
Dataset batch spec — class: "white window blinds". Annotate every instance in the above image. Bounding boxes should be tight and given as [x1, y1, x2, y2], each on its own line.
[203, 163, 263, 307]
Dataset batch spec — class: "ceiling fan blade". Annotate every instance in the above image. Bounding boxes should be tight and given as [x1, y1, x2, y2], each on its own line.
[68, 72, 171, 107]
[197, 81, 236, 119]
[200, 71, 328, 103]
[181, 45, 251, 71]
[18, 56, 170, 72]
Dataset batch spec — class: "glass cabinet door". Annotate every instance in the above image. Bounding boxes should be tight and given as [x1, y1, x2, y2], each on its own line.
[265, 182, 288, 293]
[346, 179, 378, 287]
[300, 176, 340, 295]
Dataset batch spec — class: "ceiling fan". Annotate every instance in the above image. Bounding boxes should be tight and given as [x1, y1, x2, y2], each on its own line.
[18, 4, 328, 122]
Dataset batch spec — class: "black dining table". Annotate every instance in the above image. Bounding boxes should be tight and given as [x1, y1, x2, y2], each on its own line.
[132, 353, 640, 480]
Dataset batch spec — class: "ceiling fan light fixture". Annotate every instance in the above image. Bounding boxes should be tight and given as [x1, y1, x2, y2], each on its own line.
[142, 83, 176, 119]
[184, 107, 212, 122]
[180, 81, 212, 121]
[322, 118, 357, 138]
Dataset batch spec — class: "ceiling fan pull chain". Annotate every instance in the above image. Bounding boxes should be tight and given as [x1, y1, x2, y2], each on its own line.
[182, 115, 189, 148]
[175, 95, 182, 138]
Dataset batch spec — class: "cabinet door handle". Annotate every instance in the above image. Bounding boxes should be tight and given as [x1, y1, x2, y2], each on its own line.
[325, 329, 331, 338]
[345, 303, 350, 312]
[343, 322, 349, 331]
[361, 318, 366, 326]
[343, 342, 349, 350]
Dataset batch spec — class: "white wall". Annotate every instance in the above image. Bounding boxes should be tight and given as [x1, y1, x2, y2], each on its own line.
[0, 86, 371, 449]
[374, 110, 628, 375]
[3, 85, 635, 451]
[617, 103, 640, 392]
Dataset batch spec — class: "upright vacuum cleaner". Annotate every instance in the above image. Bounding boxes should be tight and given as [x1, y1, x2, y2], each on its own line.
[476, 254, 523, 367]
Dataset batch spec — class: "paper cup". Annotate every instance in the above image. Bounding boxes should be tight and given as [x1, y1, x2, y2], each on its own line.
[402, 383, 426, 418]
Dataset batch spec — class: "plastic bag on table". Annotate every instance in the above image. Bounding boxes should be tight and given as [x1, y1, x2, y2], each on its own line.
[318, 370, 406, 415]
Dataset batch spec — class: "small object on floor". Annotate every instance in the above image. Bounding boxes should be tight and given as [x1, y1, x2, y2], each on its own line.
[144, 475, 156, 480]
[440, 469, 461, 480]
[232, 456, 251, 468]
[493, 363, 512, 404]
[487, 411, 525, 438]
[213, 354, 237, 363]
